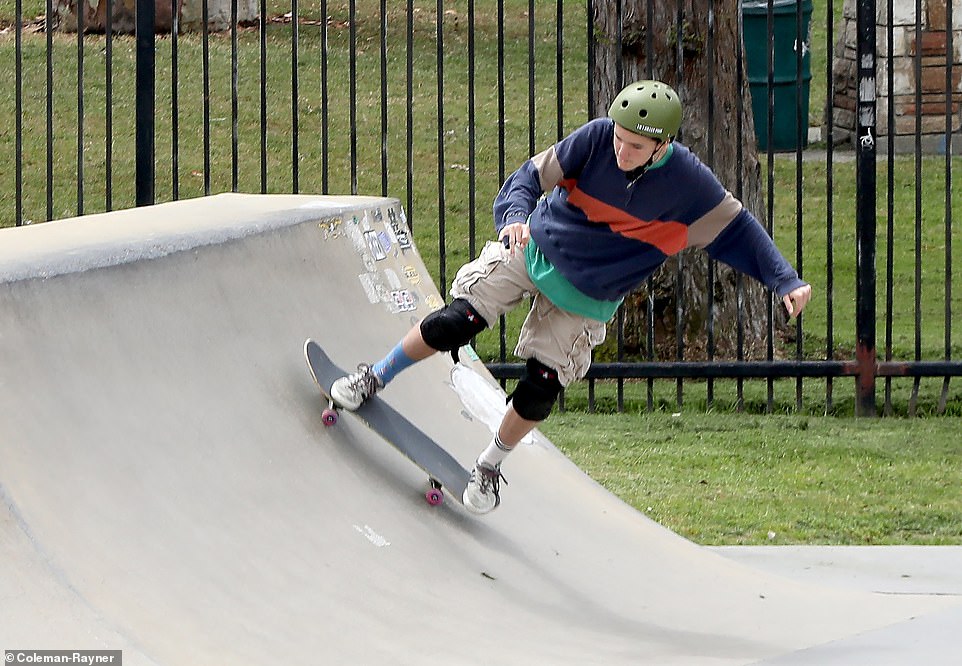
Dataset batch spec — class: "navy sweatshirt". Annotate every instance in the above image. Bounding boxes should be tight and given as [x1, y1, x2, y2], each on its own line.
[493, 118, 807, 304]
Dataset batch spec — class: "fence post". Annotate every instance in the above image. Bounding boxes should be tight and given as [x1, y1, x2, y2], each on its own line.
[136, 0, 156, 206]
[854, 0, 877, 416]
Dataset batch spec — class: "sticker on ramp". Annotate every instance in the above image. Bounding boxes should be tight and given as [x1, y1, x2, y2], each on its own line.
[363, 230, 387, 261]
[390, 290, 418, 313]
[318, 216, 341, 239]
[359, 273, 385, 304]
[402, 266, 421, 285]
[383, 268, 403, 290]
[387, 207, 412, 251]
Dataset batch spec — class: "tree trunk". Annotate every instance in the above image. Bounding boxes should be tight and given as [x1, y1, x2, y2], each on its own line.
[591, 0, 790, 361]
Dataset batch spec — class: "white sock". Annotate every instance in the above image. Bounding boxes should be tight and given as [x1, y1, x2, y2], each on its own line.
[477, 433, 514, 469]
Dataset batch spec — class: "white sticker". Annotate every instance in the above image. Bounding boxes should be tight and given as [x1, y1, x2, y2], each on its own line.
[358, 273, 380, 304]
[364, 230, 387, 261]
[384, 269, 402, 290]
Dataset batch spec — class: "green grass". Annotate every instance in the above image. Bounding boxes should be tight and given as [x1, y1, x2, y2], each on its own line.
[542, 406, 962, 545]
[506, 375, 962, 546]
[558, 370, 962, 416]
[1, 1, 960, 546]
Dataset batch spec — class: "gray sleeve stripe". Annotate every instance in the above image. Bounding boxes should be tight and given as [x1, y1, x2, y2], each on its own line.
[529, 147, 564, 193]
[687, 191, 742, 249]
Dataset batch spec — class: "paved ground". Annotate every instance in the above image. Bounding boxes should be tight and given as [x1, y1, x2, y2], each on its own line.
[0, 194, 958, 664]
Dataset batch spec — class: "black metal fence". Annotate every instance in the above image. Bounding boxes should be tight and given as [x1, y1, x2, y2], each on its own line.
[2, 0, 959, 415]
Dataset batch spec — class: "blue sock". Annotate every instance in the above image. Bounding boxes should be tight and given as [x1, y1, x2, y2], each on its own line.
[372, 341, 416, 386]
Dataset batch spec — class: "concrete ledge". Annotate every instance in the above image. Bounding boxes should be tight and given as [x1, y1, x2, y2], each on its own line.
[0, 193, 393, 283]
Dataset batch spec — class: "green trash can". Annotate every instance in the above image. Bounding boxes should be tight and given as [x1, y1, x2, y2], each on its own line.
[742, 0, 813, 151]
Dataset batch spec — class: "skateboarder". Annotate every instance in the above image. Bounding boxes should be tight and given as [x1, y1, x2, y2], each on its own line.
[332, 80, 812, 515]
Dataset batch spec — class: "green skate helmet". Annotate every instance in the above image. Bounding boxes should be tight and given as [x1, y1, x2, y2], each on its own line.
[608, 80, 682, 142]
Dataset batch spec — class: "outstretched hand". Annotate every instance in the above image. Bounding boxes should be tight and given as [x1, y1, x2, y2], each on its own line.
[782, 284, 812, 318]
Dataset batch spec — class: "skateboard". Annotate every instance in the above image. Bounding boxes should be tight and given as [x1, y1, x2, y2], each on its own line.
[304, 338, 471, 506]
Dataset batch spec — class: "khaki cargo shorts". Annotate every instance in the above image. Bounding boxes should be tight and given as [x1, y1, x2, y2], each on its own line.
[449, 241, 607, 386]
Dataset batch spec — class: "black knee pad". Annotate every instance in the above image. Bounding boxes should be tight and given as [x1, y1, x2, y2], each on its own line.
[420, 298, 489, 352]
[510, 358, 562, 422]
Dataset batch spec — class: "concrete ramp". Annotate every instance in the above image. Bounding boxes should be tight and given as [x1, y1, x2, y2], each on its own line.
[0, 194, 957, 664]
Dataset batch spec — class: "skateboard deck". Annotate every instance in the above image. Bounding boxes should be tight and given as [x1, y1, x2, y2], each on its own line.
[304, 338, 471, 506]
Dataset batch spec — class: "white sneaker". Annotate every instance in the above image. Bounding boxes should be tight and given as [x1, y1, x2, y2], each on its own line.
[330, 363, 383, 411]
[462, 462, 503, 514]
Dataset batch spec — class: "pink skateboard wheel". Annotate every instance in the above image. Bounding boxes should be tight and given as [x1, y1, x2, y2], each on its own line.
[321, 408, 338, 426]
[425, 488, 444, 506]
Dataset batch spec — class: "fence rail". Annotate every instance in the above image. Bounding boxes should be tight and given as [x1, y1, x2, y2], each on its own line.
[1, 0, 959, 414]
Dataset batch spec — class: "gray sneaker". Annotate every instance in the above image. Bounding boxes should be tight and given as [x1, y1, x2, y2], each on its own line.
[462, 462, 504, 514]
[330, 363, 383, 411]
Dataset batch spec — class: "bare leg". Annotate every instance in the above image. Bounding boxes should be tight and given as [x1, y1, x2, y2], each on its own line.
[338, 311, 472, 411]
[497, 404, 540, 448]
[476, 403, 541, 469]
[400, 324, 437, 362]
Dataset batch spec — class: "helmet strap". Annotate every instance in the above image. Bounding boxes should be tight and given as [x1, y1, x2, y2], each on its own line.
[625, 139, 669, 185]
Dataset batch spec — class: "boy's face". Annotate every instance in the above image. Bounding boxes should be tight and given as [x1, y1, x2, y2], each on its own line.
[612, 124, 663, 172]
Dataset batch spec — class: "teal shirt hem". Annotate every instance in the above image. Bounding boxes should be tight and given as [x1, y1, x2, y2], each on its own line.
[524, 241, 621, 322]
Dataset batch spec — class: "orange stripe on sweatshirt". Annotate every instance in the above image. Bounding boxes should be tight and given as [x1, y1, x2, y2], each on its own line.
[561, 180, 688, 256]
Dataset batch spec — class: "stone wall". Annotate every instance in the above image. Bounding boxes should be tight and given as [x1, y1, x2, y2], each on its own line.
[179, 0, 258, 32]
[832, 0, 961, 145]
